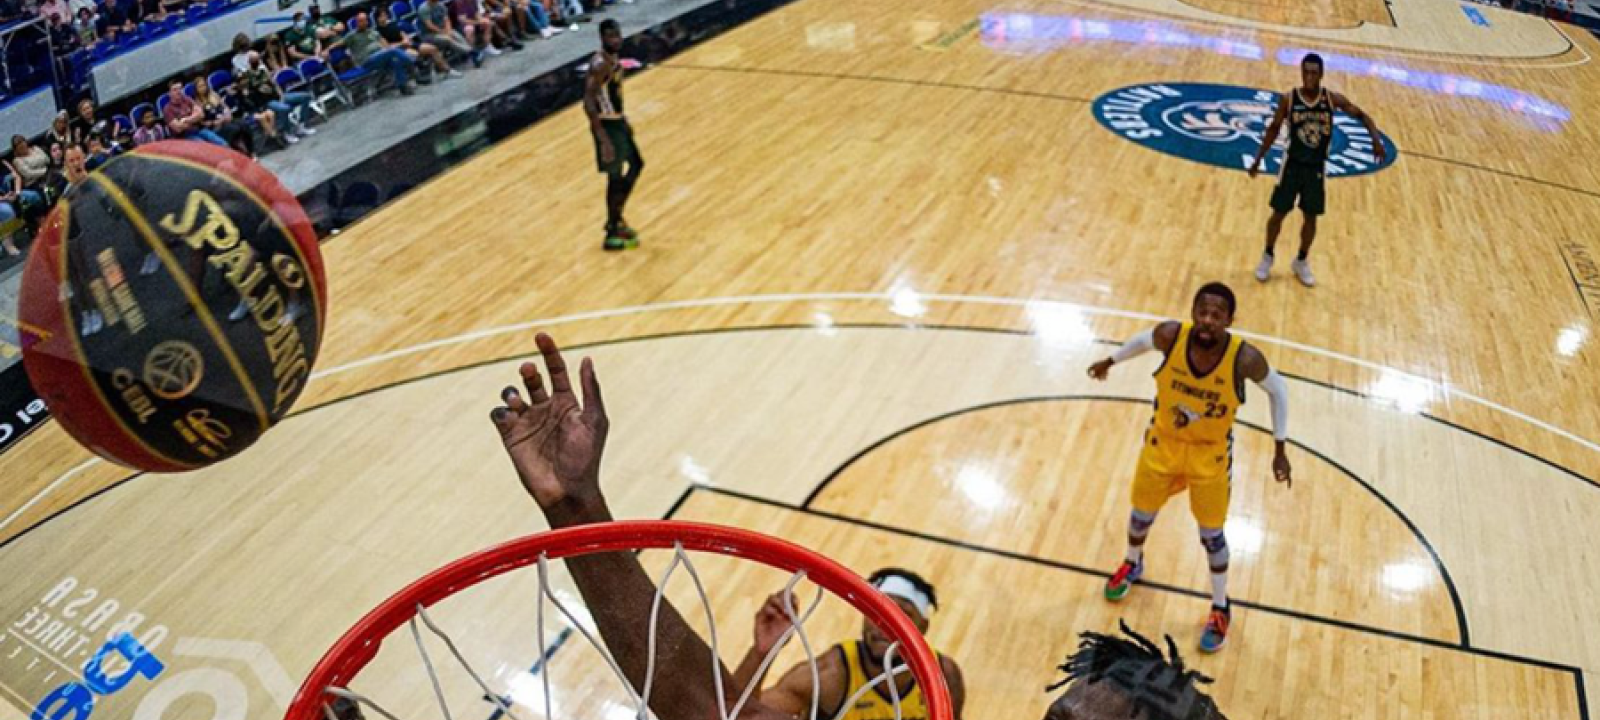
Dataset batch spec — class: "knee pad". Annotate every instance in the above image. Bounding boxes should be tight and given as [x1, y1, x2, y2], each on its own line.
[1130, 509, 1158, 534]
[1199, 528, 1229, 567]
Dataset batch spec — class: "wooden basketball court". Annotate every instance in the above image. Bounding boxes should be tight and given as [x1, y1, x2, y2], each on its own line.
[2, 0, 1599, 715]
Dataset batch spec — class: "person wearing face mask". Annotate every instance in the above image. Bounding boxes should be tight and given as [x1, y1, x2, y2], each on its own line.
[283, 10, 326, 64]
[238, 51, 315, 144]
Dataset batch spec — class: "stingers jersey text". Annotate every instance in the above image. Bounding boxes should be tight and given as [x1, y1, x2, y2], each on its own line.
[1151, 323, 1246, 444]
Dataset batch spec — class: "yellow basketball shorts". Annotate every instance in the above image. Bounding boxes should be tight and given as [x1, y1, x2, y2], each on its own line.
[1130, 431, 1232, 528]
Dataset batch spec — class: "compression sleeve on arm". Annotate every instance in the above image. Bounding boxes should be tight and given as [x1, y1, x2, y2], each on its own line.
[1255, 368, 1289, 442]
[1109, 329, 1156, 364]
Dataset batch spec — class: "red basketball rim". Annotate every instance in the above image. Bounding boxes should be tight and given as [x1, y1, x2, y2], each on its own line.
[285, 520, 952, 720]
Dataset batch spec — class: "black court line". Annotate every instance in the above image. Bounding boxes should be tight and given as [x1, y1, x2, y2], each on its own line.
[1558, 244, 1600, 320]
[5, 321, 1594, 558]
[1580, 670, 1592, 720]
[798, 393, 1472, 648]
[692, 483, 1582, 678]
[1404, 150, 1600, 201]
[662, 64, 1600, 203]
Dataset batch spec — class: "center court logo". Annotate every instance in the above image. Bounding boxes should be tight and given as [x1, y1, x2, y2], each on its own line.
[1092, 83, 1398, 176]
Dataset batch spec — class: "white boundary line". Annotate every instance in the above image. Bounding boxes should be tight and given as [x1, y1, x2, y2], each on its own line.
[312, 291, 1600, 455]
[0, 458, 101, 535]
[8, 291, 1596, 537]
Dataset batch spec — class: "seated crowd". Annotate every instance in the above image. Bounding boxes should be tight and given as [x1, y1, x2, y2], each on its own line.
[1, 0, 624, 259]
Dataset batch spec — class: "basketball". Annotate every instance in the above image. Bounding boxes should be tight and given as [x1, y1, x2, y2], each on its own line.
[16, 141, 327, 473]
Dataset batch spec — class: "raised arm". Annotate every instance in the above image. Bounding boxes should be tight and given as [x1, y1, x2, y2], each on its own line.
[1248, 92, 1290, 178]
[490, 334, 793, 720]
[1087, 320, 1180, 380]
[1238, 343, 1292, 487]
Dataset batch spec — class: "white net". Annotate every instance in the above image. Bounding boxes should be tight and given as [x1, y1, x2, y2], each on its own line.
[319, 543, 915, 720]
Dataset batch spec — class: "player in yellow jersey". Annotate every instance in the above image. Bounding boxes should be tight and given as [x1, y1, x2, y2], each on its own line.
[1087, 283, 1292, 653]
[732, 568, 967, 720]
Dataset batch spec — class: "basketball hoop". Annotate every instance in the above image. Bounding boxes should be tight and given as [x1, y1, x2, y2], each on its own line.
[286, 520, 952, 720]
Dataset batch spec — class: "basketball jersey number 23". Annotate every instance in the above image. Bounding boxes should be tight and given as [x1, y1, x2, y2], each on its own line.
[1150, 323, 1245, 445]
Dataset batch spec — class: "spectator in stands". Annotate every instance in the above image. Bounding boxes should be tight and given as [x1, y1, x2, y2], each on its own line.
[40, 0, 70, 21]
[549, 0, 581, 28]
[193, 75, 254, 158]
[73, 7, 99, 47]
[62, 144, 89, 192]
[375, 6, 460, 80]
[68, 97, 107, 144]
[263, 33, 290, 70]
[452, 0, 516, 57]
[518, 0, 558, 39]
[93, 0, 133, 41]
[47, 141, 65, 172]
[482, 0, 531, 45]
[160, 78, 228, 146]
[230, 31, 254, 73]
[306, 2, 344, 41]
[132, 106, 167, 145]
[83, 133, 111, 169]
[46, 111, 73, 151]
[138, 0, 164, 23]
[283, 10, 327, 63]
[47, 13, 80, 54]
[0, 159, 44, 256]
[418, 0, 478, 66]
[239, 51, 314, 142]
[10, 136, 52, 195]
[346, 12, 418, 94]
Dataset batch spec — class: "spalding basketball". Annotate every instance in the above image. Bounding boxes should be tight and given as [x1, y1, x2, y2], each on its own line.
[18, 141, 327, 473]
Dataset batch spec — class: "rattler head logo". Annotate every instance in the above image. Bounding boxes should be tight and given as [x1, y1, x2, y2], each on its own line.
[1171, 404, 1200, 429]
[1163, 99, 1278, 145]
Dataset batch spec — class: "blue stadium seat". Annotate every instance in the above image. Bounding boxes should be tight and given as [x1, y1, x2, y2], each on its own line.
[207, 69, 232, 92]
[328, 46, 376, 100]
[111, 114, 133, 136]
[274, 67, 304, 92]
[298, 57, 352, 108]
[155, 93, 170, 116]
[391, 0, 413, 20]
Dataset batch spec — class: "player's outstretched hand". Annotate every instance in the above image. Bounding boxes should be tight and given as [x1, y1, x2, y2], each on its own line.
[1087, 358, 1114, 381]
[491, 333, 611, 521]
[1273, 448, 1293, 488]
[752, 591, 798, 657]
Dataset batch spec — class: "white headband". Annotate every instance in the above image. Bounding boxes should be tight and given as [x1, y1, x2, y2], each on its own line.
[873, 575, 932, 619]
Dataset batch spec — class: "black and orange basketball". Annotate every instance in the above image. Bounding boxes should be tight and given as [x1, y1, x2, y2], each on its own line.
[18, 141, 327, 473]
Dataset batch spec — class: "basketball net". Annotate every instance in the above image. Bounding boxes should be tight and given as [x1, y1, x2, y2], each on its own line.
[317, 544, 916, 720]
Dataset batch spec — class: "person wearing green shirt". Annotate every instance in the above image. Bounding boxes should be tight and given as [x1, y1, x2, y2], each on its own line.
[346, 12, 416, 94]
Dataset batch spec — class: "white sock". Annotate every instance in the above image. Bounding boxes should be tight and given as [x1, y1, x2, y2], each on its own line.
[1210, 571, 1228, 608]
[1126, 546, 1144, 565]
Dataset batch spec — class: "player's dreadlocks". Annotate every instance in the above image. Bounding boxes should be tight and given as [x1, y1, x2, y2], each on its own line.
[1046, 621, 1227, 720]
